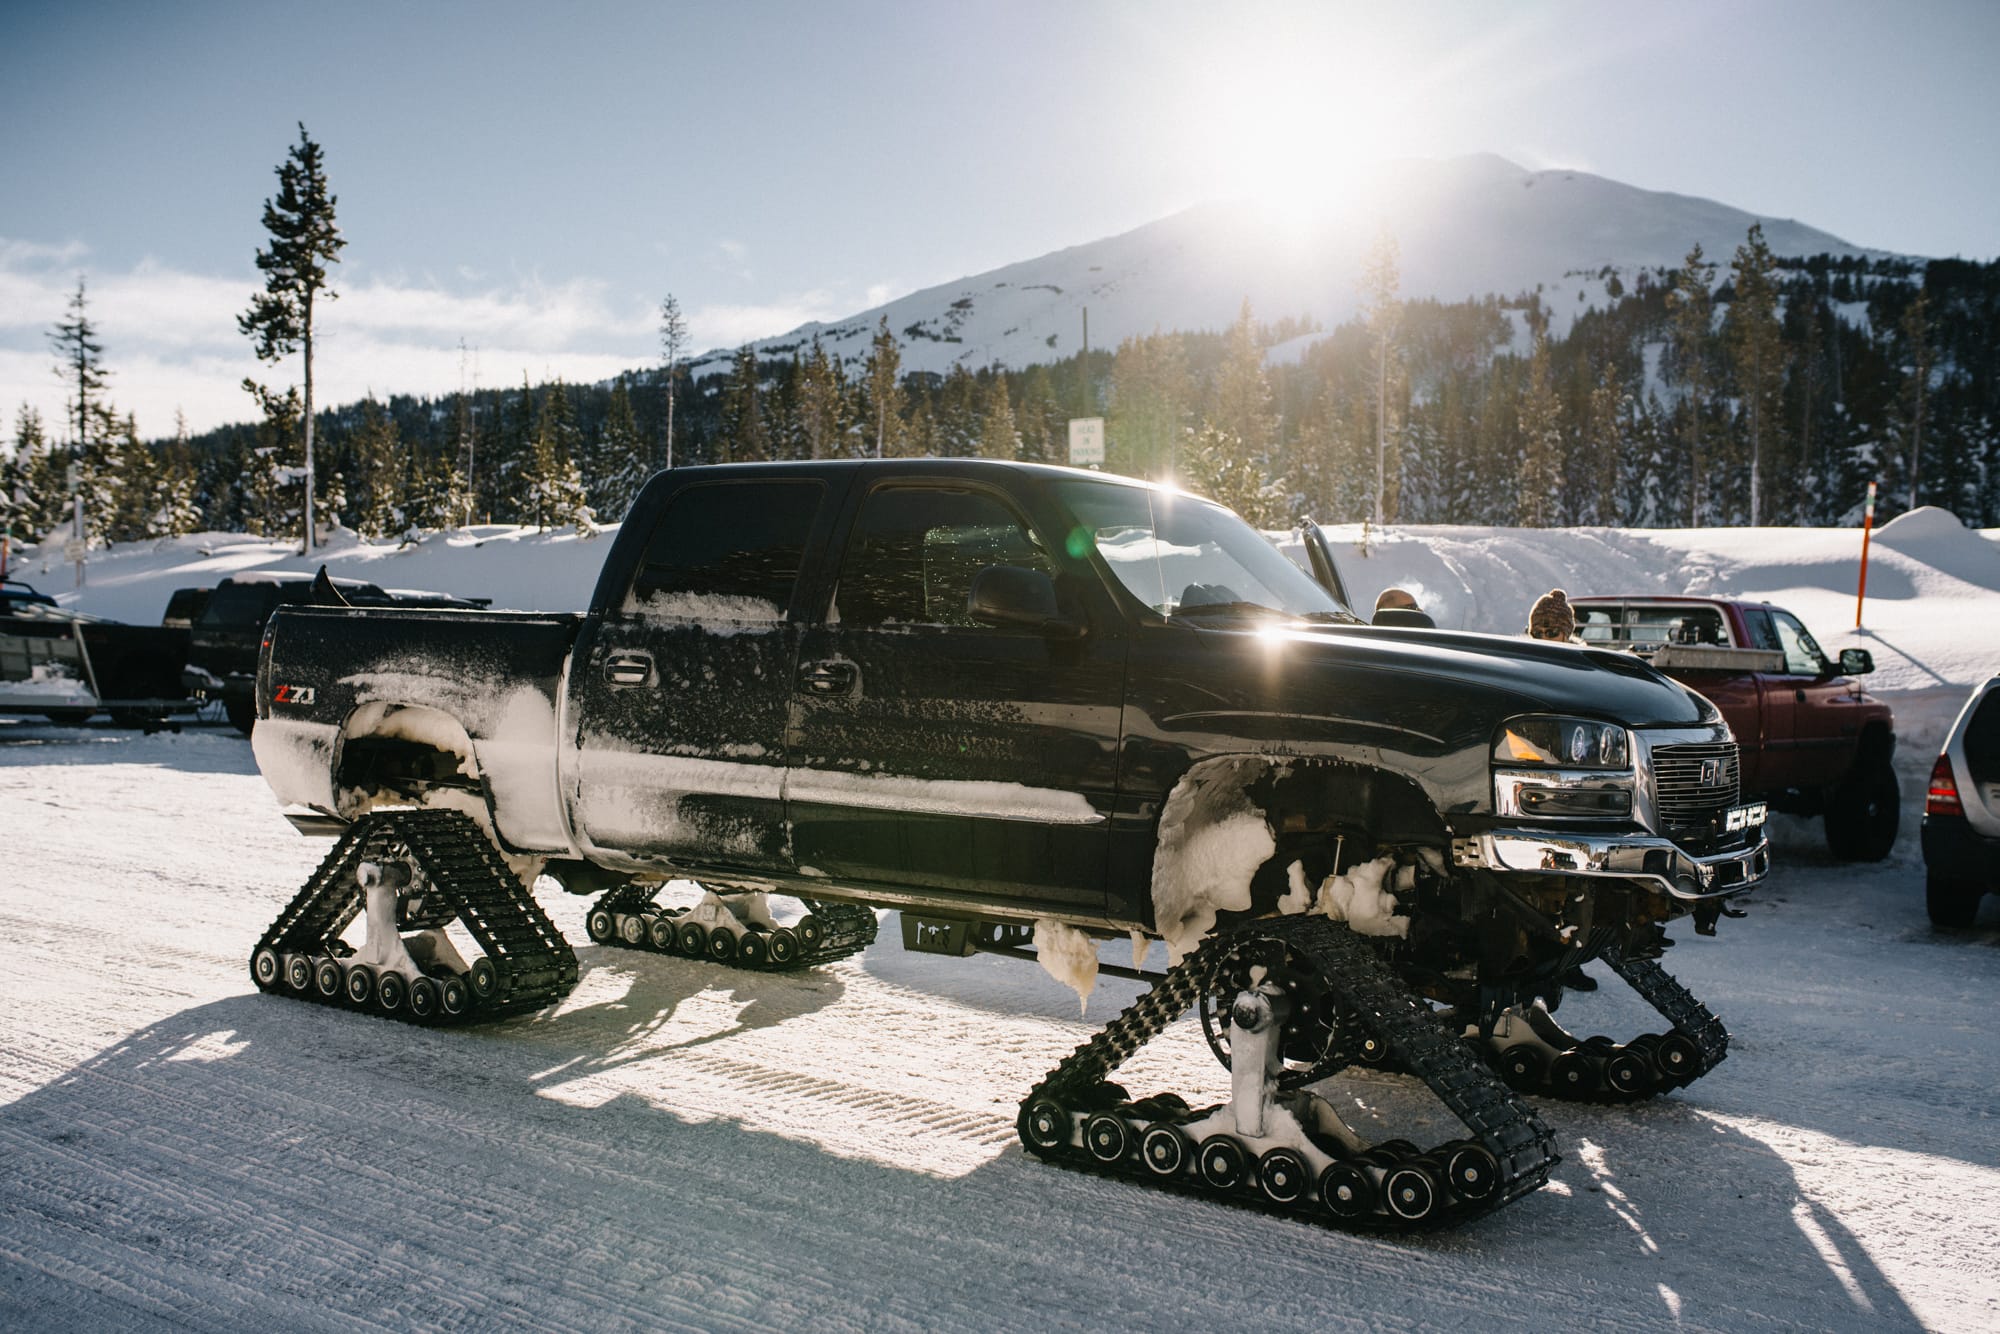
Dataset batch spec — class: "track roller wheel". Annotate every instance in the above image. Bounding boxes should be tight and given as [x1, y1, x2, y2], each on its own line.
[677, 920, 709, 957]
[1497, 1044, 1548, 1089]
[1383, 1161, 1440, 1222]
[438, 974, 469, 1016]
[618, 913, 648, 946]
[736, 930, 769, 968]
[648, 915, 678, 952]
[1445, 1143, 1500, 1201]
[1655, 1033, 1700, 1084]
[1083, 1112, 1130, 1163]
[344, 963, 376, 1007]
[1550, 1050, 1600, 1095]
[1319, 1162, 1375, 1218]
[1197, 1135, 1249, 1190]
[467, 957, 497, 1000]
[285, 954, 314, 992]
[377, 971, 407, 1013]
[314, 959, 344, 999]
[1021, 1097, 1071, 1152]
[1356, 1033, 1393, 1065]
[407, 976, 439, 1019]
[1140, 1123, 1190, 1176]
[1257, 1147, 1311, 1205]
[767, 927, 800, 966]
[1605, 1049, 1655, 1097]
[707, 927, 739, 963]
[1582, 1034, 1618, 1056]
[795, 914, 824, 950]
[252, 946, 282, 990]
[586, 907, 616, 944]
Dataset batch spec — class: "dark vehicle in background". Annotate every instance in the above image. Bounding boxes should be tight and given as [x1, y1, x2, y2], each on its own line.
[1, 579, 194, 726]
[160, 585, 212, 629]
[185, 571, 490, 733]
[1922, 674, 2000, 927]
[1569, 596, 1898, 861]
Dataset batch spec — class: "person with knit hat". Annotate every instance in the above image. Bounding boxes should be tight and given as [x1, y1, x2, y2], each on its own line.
[1528, 588, 1576, 642]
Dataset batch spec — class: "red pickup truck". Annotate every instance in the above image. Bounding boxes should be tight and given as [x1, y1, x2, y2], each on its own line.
[1569, 597, 1897, 861]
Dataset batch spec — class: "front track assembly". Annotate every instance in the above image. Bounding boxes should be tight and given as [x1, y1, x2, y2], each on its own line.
[1018, 916, 1561, 1231]
[250, 809, 579, 1024]
[584, 881, 878, 971]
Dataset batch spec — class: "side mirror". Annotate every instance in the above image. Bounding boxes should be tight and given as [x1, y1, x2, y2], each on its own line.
[968, 565, 1083, 638]
[1839, 648, 1874, 676]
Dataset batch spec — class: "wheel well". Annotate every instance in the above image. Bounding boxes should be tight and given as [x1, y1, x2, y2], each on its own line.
[334, 703, 482, 815]
[1856, 722, 1895, 768]
[1149, 754, 1449, 957]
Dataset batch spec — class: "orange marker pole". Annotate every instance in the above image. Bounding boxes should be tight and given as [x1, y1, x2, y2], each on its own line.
[1855, 480, 1877, 629]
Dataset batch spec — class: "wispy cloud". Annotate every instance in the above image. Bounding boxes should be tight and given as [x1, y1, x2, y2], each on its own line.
[0, 240, 898, 439]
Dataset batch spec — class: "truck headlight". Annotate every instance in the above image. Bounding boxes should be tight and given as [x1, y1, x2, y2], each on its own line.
[1493, 715, 1635, 820]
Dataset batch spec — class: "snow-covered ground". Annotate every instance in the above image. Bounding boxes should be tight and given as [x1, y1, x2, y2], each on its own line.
[4, 509, 1999, 1330]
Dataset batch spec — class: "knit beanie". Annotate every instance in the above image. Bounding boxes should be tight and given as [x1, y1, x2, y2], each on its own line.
[1529, 588, 1574, 641]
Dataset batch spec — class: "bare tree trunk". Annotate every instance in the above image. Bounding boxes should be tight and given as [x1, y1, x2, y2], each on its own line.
[302, 296, 315, 553]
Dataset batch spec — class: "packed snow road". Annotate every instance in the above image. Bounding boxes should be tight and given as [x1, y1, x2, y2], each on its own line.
[0, 721, 1995, 1333]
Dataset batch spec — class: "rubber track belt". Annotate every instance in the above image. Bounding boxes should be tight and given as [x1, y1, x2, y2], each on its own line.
[588, 883, 879, 970]
[1018, 915, 1561, 1232]
[251, 809, 579, 1024]
[1599, 942, 1730, 1076]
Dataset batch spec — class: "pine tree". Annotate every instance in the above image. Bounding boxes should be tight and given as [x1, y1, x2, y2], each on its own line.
[1181, 424, 1282, 526]
[593, 376, 647, 520]
[1013, 364, 1063, 465]
[1516, 316, 1564, 527]
[108, 413, 156, 541]
[241, 380, 301, 538]
[718, 346, 769, 462]
[1666, 243, 1717, 524]
[1726, 223, 1785, 524]
[977, 372, 1019, 459]
[145, 415, 203, 537]
[1210, 301, 1279, 467]
[935, 364, 979, 456]
[1109, 333, 1189, 479]
[405, 447, 470, 533]
[659, 293, 689, 470]
[50, 277, 112, 465]
[520, 383, 592, 531]
[348, 396, 404, 538]
[1362, 230, 1403, 523]
[1900, 287, 1934, 510]
[239, 123, 344, 552]
[864, 316, 904, 457]
[797, 335, 841, 460]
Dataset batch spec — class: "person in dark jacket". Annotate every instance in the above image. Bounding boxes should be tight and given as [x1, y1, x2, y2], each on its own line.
[1372, 588, 1435, 629]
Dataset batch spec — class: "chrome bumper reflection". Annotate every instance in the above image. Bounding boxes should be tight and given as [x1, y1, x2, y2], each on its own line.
[1451, 827, 1769, 901]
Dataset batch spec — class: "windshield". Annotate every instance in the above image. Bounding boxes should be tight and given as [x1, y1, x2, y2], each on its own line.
[1055, 479, 1353, 621]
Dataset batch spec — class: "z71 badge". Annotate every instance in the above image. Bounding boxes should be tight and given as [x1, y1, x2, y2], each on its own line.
[272, 684, 317, 706]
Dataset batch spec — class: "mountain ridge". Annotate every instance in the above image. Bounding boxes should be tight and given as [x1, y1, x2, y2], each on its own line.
[683, 154, 1890, 380]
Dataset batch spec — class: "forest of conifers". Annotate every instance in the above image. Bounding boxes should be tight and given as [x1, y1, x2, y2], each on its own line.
[8, 242, 1998, 544]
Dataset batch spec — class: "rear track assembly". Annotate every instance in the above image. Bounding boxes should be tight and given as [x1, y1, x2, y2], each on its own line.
[584, 881, 878, 971]
[250, 809, 578, 1024]
[1018, 915, 1561, 1231]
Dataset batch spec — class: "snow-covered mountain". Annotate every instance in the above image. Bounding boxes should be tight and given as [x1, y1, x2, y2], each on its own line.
[687, 154, 1881, 379]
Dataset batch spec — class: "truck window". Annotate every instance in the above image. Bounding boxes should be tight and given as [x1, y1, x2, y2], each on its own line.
[1770, 610, 1829, 676]
[1576, 606, 1622, 643]
[624, 480, 823, 620]
[836, 486, 1052, 627]
[1738, 607, 1783, 653]
[1624, 605, 1727, 648]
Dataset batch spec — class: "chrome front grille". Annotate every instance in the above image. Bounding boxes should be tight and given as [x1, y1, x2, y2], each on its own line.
[1651, 741, 1741, 842]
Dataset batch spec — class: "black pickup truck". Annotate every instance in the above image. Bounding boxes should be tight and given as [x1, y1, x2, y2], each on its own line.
[248, 459, 1767, 1233]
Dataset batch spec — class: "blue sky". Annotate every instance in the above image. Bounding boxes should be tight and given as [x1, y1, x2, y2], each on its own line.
[3, 0, 1997, 437]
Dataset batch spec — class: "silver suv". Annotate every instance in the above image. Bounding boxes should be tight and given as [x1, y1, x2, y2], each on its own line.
[1922, 675, 2000, 927]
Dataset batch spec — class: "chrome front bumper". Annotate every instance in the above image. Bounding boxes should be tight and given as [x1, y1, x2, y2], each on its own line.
[1450, 827, 1769, 902]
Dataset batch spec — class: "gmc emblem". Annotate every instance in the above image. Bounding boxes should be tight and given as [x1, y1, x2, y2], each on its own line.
[1699, 758, 1723, 786]
[273, 684, 317, 706]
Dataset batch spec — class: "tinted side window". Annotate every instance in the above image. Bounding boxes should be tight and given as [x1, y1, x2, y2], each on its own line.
[1966, 688, 2000, 778]
[625, 481, 824, 620]
[1739, 608, 1782, 652]
[837, 486, 1052, 627]
[1771, 611, 1827, 676]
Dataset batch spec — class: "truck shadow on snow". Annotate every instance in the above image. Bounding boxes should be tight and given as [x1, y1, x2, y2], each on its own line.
[0, 990, 1934, 1332]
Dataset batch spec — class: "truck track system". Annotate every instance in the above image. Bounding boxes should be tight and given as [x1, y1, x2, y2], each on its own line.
[1017, 915, 1561, 1231]
[250, 809, 579, 1024]
[1467, 943, 1729, 1102]
[583, 882, 879, 971]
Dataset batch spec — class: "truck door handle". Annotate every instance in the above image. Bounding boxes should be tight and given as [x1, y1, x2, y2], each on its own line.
[799, 660, 857, 695]
[604, 651, 655, 686]
[1794, 688, 1807, 703]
